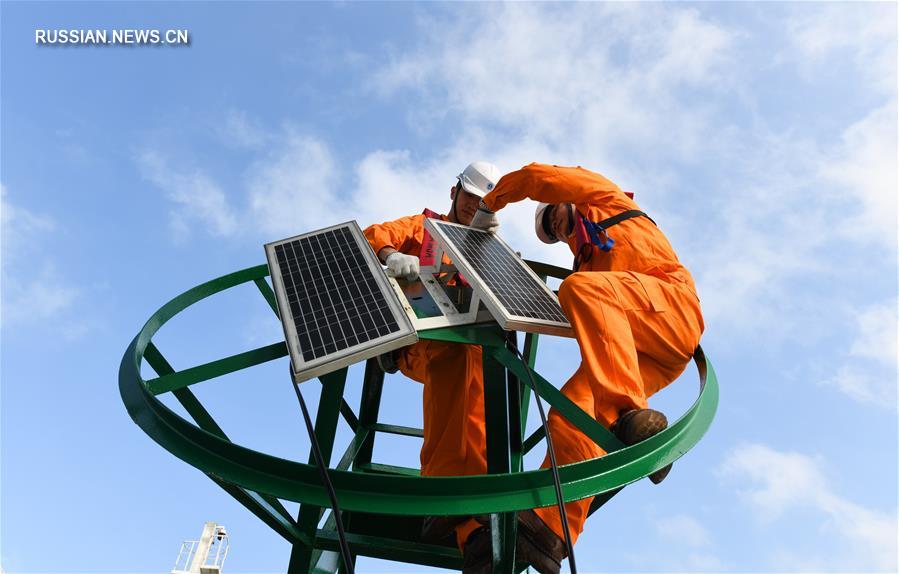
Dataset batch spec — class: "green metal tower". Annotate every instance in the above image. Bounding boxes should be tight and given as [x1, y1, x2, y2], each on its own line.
[119, 260, 718, 573]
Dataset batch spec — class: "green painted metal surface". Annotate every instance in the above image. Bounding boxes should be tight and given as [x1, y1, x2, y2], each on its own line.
[119, 262, 718, 572]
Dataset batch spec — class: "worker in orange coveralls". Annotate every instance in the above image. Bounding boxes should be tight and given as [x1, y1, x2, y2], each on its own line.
[362, 161, 502, 556]
[467, 163, 705, 574]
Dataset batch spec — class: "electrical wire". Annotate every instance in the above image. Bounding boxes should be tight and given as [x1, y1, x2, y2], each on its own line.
[289, 345, 573, 574]
[292, 379, 355, 574]
[512, 345, 577, 574]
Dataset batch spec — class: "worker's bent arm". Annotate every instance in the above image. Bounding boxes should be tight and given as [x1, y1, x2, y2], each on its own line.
[363, 215, 423, 262]
[482, 163, 622, 212]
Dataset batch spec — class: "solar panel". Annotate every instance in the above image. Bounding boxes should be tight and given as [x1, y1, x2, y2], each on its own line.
[265, 221, 418, 383]
[424, 219, 573, 337]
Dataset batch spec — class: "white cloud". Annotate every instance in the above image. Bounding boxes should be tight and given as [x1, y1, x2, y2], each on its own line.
[2, 264, 78, 326]
[356, 3, 899, 357]
[628, 512, 726, 572]
[850, 300, 898, 367]
[824, 365, 895, 406]
[720, 443, 898, 572]
[655, 514, 711, 548]
[819, 299, 898, 406]
[0, 188, 79, 328]
[1, 184, 54, 259]
[142, 3, 895, 358]
[788, 3, 897, 95]
[821, 101, 898, 250]
[375, 3, 735, 166]
[138, 150, 238, 239]
[218, 108, 270, 149]
[363, 3, 743, 272]
[351, 149, 443, 226]
[246, 131, 341, 236]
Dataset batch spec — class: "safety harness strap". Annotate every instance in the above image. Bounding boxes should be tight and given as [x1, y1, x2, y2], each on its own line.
[595, 209, 655, 229]
[583, 210, 655, 252]
[574, 209, 656, 270]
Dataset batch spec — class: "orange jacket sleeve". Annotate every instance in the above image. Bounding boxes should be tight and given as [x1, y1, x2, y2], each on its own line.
[482, 163, 623, 212]
[363, 214, 427, 259]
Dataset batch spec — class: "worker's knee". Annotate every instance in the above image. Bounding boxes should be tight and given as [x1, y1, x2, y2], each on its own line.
[559, 274, 589, 306]
[559, 273, 615, 310]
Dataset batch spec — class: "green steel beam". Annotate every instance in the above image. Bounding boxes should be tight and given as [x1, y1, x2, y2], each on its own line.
[353, 359, 385, 470]
[335, 395, 359, 433]
[211, 475, 310, 545]
[522, 259, 572, 282]
[336, 429, 370, 472]
[146, 342, 287, 395]
[310, 511, 342, 574]
[315, 530, 461, 570]
[289, 368, 349, 574]
[524, 259, 573, 280]
[254, 276, 279, 315]
[357, 463, 421, 477]
[505, 332, 525, 475]
[144, 342, 228, 438]
[483, 338, 518, 573]
[490, 512, 517, 574]
[490, 346, 626, 454]
[371, 423, 424, 438]
[143, 341, 296, 531]
[516, 333, 539, 466]
[522, 428, 545, 456]
[120, 263, 719, 518]
[483, 350, 511, 475]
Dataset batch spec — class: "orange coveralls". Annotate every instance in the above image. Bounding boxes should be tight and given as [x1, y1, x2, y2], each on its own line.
[364, 214, 488, 479]
[482, 163, 705, 544]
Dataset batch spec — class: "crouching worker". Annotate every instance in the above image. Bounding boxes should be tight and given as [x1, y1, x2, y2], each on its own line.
[362, 161, 503, 555]
[467, 163, 705, 574]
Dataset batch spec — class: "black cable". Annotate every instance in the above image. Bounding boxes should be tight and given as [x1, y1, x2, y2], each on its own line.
[512, 345, 577, 574]
[292, 379, 355, 574]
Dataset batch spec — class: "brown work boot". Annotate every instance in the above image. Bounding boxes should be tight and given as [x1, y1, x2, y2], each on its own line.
[516, 510, 566, 574]
[420, 515, 468, 544]
[461, 526, 491, 574]
[611, 408, 672, 484]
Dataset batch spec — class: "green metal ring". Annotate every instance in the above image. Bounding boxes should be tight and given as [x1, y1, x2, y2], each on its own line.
[119, 263, 718, 516]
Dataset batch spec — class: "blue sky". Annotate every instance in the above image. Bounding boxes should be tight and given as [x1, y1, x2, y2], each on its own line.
[1, 2, 896, 573]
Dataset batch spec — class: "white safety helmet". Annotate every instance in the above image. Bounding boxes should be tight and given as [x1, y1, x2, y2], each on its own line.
[535, 202, 559, 244]
[456, 161, 501, 198]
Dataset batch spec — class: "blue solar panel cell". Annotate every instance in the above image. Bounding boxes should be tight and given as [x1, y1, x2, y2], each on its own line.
[426, 220, 572, 336]
[274, 227, 400, 361]
[265, 222, 417, 382]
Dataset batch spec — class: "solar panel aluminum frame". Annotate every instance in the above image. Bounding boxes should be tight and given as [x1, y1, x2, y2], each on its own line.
[424, 219, 574, 338]
[265, 221, 419, 384]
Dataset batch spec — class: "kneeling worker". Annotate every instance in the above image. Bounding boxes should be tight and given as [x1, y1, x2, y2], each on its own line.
[363, 161, 503, 554]
[468, 163, 705, 574]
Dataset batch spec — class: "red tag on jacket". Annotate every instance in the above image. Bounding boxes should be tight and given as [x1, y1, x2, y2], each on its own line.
[573, 214, 593, 271]
[419, 208, 441, 267]
[419, 209, 469, 287]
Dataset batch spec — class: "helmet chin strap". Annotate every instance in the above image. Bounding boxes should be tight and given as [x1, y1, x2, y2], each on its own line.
[555, 203, 575, 242]
[449, 184, 462, 223]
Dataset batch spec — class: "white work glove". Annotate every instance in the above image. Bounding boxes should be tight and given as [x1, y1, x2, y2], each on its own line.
[469, 200, 500, 233]
[385, 252, 420, 280]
